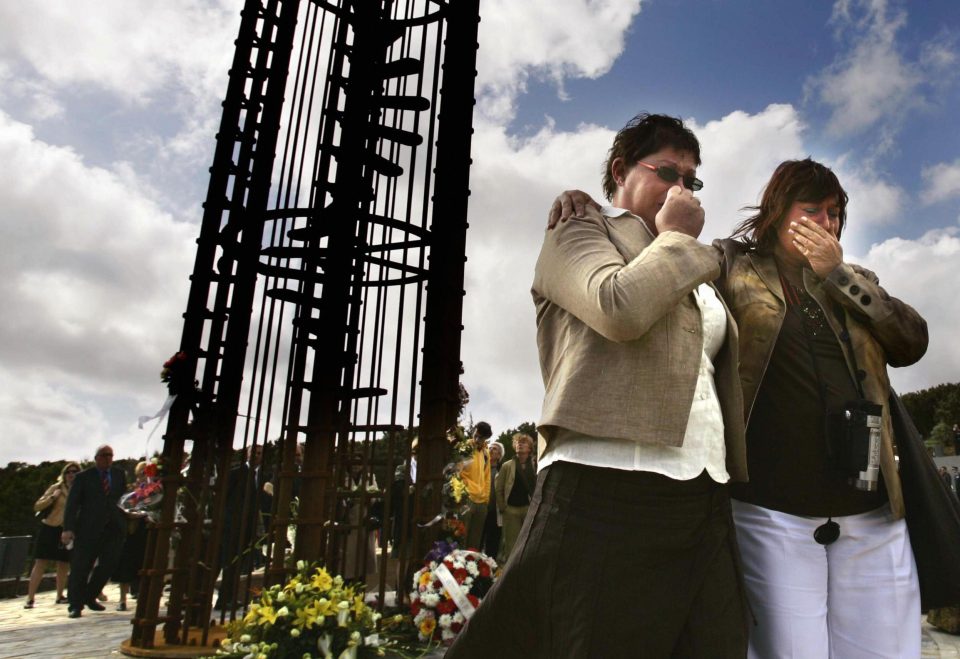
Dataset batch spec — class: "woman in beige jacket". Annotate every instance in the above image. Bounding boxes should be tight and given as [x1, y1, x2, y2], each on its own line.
[25, 461, 80, 608]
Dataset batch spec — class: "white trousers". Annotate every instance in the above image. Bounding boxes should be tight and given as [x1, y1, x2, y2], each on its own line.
[732, 500, 920, 659]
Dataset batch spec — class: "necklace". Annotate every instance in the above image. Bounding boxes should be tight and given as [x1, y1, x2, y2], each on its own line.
[779, 272, 829, 336]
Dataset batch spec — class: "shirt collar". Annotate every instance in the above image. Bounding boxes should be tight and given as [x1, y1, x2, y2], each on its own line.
[601, 205, 656, 239]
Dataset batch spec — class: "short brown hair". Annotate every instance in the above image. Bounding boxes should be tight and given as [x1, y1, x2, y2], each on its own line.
[602, 113, 701, 201]
[731, 158, 848, 251]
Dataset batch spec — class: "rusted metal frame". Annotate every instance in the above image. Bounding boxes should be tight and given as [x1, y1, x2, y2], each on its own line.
[190, 0, 302, 636]
[384, 3, 437, 603]
[287, 0, 349, 567]
[263, 0, 326, 588]
[128, 0, 275, 649]
[412, 0, 479, 574]
[298, 0, 398, 574]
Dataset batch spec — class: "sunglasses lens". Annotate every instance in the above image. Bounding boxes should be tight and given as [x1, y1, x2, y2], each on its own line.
[688, 178, 703, 191]
[656, 166, 680, 183]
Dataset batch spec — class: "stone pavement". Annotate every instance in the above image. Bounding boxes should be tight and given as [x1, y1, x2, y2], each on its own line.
[3, 583, 960, 658]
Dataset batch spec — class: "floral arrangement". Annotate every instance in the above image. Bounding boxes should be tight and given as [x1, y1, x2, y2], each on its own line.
[119, 456, 165, 522]
[424, 425, 476, 545]
[410, 547, 498, 644]
[211, 562, 392, 659]
[160, 350, 195, 395]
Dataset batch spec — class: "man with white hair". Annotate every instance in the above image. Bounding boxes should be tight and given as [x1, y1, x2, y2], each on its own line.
[61, 444, 127, 618]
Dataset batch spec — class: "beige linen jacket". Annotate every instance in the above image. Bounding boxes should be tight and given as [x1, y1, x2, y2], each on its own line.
[715, 239, 929, 518]
[532, 207, 748, 482]
[35, 482, 69, 527]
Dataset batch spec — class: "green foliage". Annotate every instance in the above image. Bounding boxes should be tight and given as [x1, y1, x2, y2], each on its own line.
[901, 382, 960, 438]
[0, 461, 67, 538]
[931, 421, 954, 448]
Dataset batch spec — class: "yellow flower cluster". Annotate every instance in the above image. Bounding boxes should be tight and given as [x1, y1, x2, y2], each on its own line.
[212, 563, 384, 659]
[450, 475, 466, 503]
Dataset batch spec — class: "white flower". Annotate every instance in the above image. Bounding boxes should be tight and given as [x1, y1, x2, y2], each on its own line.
[277, 606, 289, 617]
[465, 562, 479, 576]
[240, 634, 252, 643]
[452, 612, 465, 624]
[296, 583, 305, 593]
[421, 592, 440, 607]
[290, 628, 301, 638]
[277, 591, 286, 602]
[364, 633, 380, 646]
[441, 628, 456, 641]
[438, 614, 452, 628]
[297, 560, 306, 571]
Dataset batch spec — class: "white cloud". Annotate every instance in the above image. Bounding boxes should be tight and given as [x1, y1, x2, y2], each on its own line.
[0, 376, 113, 465]
[476, 0, 643, 122]
[0, 110, 196, 463]
[0, 1, 237, 105]
[856, 225, 960, 394]
[921, 160, 960, 204]
[805, 0, 958, 140]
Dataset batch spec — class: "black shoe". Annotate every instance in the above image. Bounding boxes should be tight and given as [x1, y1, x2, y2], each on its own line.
[86, 600, 106, 612]
[117, 602, 127, 611]
[55, 596, 69, 604]
[68, 608, 82, 618]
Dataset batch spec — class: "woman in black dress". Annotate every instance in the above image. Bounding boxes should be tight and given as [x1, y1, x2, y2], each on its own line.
[25, 462, 79, 608]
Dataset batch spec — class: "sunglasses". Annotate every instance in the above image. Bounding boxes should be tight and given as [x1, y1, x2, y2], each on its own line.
[636, 162, 703, 191]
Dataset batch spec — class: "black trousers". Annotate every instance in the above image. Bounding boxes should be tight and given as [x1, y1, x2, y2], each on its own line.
[68, 521, 125, 610]
[446, 462, 748, 659]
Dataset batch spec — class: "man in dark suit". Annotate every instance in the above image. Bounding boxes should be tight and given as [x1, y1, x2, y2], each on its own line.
[61, 444, 127, 618]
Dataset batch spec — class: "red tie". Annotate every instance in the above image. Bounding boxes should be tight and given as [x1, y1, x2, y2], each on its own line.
[101, 471, 110, 494]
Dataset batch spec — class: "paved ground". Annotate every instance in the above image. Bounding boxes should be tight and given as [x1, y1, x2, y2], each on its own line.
[3, 583, 960, 658]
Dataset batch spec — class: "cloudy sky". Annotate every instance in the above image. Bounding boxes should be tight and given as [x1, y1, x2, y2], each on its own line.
[1, 0, 958, 465]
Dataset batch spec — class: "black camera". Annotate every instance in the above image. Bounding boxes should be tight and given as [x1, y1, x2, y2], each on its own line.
[828, 400, 883, 492]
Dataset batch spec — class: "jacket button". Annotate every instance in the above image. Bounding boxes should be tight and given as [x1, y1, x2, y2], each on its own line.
[838, 275, 850, 285]
[839, 330, 850, 342]
[849, 284, 860, 295]
[860, 294, 871, 305]
[857, 369, 867, 381]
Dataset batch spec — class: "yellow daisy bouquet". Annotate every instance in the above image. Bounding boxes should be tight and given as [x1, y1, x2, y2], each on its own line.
[211, 561, 387, 659]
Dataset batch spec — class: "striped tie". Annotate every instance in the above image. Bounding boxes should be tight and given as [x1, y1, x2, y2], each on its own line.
[101, 471, 110, 495]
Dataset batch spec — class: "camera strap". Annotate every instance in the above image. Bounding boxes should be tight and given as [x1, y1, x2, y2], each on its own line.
[779, 270, 845, 545]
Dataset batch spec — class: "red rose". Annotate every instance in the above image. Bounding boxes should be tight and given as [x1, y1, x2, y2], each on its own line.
[144, 463, 158, 478]
[453, 568, 468, 582]
[467, 594, 479, 607]
[436, 599, 456, 615]
[411, 601, 421, 616]
[478, 562, 490, 577]
[451, 621, 463, 633]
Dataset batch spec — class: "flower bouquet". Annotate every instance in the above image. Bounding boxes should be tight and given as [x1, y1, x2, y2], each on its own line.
[119, 457, 164, 522]
[160, 350, 195, 395]
[210, 562, 389, 659]
[410, 546, 498, 644]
